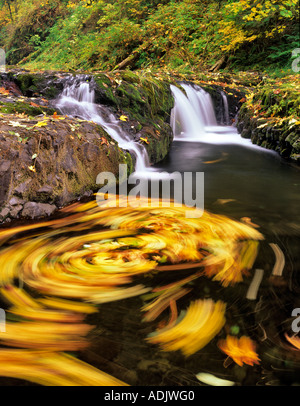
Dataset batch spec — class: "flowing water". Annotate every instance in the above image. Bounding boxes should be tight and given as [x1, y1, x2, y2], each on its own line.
[56, 76, 150, 173]
[0, 79, 299, 387]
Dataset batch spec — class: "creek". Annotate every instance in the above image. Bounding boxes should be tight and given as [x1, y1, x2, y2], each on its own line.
[0, 77, 299, 386]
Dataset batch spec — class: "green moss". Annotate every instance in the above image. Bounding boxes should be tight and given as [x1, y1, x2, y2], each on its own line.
[13, 73, 44, 96]
[0, 100, 56, 116]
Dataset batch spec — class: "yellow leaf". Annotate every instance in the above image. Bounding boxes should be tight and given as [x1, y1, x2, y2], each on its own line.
[28, 165, 36, 172]
[140, 137, 149, 144]
[34, 120, 48, 128]
[119, 115, 128, 122]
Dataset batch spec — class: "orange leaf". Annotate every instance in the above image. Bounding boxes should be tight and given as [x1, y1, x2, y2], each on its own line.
[30, 102, 40, 108]
[285, 333, 300, 350]
[0, 87, 10, 95]
[101, 137, 109, 146]
[218, 335, 260, 367]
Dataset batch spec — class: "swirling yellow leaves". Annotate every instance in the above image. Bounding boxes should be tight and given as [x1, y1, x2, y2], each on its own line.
[147, 299, 226, 356]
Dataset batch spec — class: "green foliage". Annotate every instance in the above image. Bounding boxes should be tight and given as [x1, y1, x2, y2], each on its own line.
[0, 0, 298, 72]
[218, 0, 299, 69]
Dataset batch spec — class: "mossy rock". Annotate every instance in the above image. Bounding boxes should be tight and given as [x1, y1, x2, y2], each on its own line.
[7, 70, 64, 99]
[94, 71, 173, 125]
[0, 100, 56, 116]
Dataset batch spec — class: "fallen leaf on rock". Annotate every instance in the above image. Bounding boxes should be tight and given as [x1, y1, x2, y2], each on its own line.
[0, 87, 9, 95]
[140, 137, 149, 144]
[34, 120, 48, 128]
[101, 137, 109, 146]
[8, 121, 27, 128]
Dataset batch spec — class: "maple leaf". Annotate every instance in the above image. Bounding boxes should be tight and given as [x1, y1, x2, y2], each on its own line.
[119, 115, 128, 122]
[0, 87, 9, 96]
[28, 165, 36, 173]
[30, 102, 40, 108]
[101, 137, 109, 146]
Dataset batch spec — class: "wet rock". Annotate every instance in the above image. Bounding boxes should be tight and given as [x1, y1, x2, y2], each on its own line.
[241, 128, 251, 139]
[0, 207, 10, 221]
[0, 160, 11, 173]
[21, 202, 57, 219]
[81, 142, 100, 162]
[10, 205, 23, 218]
[9, 197, 25, 206]
[37, 185, 54, 195]
[36, 185, 55, 203]
[0, 68, 175, 224]
[14, 180, 32, 198]
[0, 160, 11, 206]
[60, 149, 77, 174]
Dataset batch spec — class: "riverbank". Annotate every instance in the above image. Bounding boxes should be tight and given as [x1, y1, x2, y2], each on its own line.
[0, 68, 299, 224]
[0, 69, 175, 223]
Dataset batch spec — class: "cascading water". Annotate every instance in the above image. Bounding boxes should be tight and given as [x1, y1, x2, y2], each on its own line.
[180, 83, 217, 127]
[170, 83, 271, 150]
[221, 91, 230, 126]
[55, 76, 149, 174]
[170, 83, 221, 141]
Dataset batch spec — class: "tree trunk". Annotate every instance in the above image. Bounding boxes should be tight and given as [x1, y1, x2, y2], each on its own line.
[6, 1, 14, 22]
[112, 41, 151, 71]
[112, 53, 139, 71]
[208, 55, 227, 72]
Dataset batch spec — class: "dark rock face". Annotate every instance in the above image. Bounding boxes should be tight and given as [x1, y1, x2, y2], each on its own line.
[237, 101, 300, 162]
[201, 84, 245, 126]
[0, 112, 133, 223]
[93, 71, 174, 165]
[0, 160, 11, 206]
[21, 202, 57, 219]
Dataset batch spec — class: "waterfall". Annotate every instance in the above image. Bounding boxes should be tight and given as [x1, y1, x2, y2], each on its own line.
[221, 91, 230, 126]
[181, 83, 217, 126]
[170, 83, 218, 141]
[170, 82, 261, 147]
[55, 76, 149, 174]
